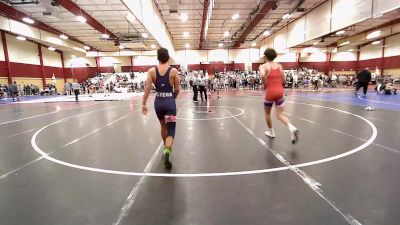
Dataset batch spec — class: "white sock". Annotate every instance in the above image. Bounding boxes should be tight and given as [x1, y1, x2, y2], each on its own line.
[288, 123, 296, 133]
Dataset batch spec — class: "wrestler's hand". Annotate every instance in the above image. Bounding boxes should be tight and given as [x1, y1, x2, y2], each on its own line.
[141, 105, 148, 115]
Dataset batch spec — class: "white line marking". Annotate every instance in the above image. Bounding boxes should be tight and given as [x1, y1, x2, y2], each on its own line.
[6, 128, 37, 138]
[0, 104, 137, 181]
[0, 102, 103, 126]
[31, 100, 377, 177]
[330, 128, 400, 155]
[61, 114, 132, 148]
[112, 142, 164, 225]
[357, 95, 400, 106]
[176, 106, 244, 121]
[228, 110, 362, 225]
[0, 156, 44, 180]
[112, 107, 185, 225]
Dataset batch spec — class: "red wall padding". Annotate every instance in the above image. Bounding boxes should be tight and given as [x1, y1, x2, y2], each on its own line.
[0, 61, 8, 77]
[383, 55, 400, 68]
[329, 61, 357, 71]
[358, 58, 383, 70]
[44, 66, 63, 78]
[122, 66, 132, 72]
[298, 62, 326, 72]
[133, 65, 156, 72]
[10, 62, 42, 78]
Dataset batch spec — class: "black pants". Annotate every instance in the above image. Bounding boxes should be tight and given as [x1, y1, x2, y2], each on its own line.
[356, 82, 368, 94]
[193, 85, 198, 101]
[74, 89, 80, 101]
[199, 85, 207, 101]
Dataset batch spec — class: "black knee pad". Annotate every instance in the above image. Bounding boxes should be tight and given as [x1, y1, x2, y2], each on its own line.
[164, 115, 176, 138]
[166, 122, 176, 138]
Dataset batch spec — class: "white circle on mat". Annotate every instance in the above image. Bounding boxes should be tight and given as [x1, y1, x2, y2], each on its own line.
[31, 99, 377, 178]
[177, 106, 244, 120]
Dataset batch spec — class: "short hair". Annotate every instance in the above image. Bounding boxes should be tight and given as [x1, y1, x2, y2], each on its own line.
[264, 48, 277, 61]
[157, 48, 169, 63]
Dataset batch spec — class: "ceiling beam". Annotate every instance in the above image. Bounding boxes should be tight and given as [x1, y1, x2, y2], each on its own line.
[232, 0, 277, 48]
[58, 0, 117, 39]
[0, 1, 93, 49]
[199, 0, 210, 49]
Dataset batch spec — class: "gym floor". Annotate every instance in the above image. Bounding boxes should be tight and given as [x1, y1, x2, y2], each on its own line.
[0, 90, 399, 225]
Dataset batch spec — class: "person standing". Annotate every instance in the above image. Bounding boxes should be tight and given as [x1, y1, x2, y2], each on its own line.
[142, 48, 180, 170]
[192, 73, 199, 102]
[198, 73, 207, 101]
[355, 68, 371, 95]
[260, 48, 299, 144]
[71, 81, 80, 101]
[10, 81, 20, 102]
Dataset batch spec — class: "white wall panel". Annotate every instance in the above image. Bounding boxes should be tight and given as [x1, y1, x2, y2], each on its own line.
[275, 53, 297, 62]
[0, 33, 5, 61]
[305, 0, 331, 40]
[42, 46, 62, 67]
[6, 34, 40, 65]
[331, 0, 372, 31]
[287, 17, 306, 47]
[9, 20, 41, 40]
[360, 42, 383, 60]
[40, 31, 64, 47]
[373, 0, 400, 16]
[273, 28, 287, 51]
[64, 57, 96, 68]
[208, 49, 228, 62]
[300, 53, 326, 62]
[384, 34, 400, 57]
[0, 16, 10, 32]
[250, 48, 261, 62]
[260, 36, 274, 56]
[229, 49, 250, 63]
[133, 56, 158, 66]
[99, 57, 131, 67]
[331, 52, 357, 61]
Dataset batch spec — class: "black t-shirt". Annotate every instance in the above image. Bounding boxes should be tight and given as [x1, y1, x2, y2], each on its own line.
[357, 70, 371, 82]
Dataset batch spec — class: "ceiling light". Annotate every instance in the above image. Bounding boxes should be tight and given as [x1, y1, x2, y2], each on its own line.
[251, 42, 256, 47]
[372, 41, 381, 45]
[16, 36, 26, 41]
[151, 44, 156, 49]
[183, 32, 190, 37]
[59, 34, 68, 40]
[119, 45, 125, 49]
[231, 13, 239, 20]
[101, 33, 109, 39]
[185, 43, 190, 48]
[367, 30, 381, 39]
[336, 30, 345, 35]
[83, 46, 90, 50]
[71, 55, 76, 58]
[142, 33, 149, 38]
[348, 49, 354, 52]
[313, 41, 319, 45]
[224, 31, 229, 37]
[218, 43, 223, 48]
[282, 14, 291, 20]
[180, 13, 188, 22]
[48, 47, 56, 51]
[22, 17, 34, 24]
[263, 30, 270, 36]
[339, 41, 350, 46]
[76, 16, 86, 23]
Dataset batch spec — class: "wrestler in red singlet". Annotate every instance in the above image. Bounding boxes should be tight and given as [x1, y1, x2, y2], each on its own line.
[260, 48, 299, 144]
[264, 66, 285, 107]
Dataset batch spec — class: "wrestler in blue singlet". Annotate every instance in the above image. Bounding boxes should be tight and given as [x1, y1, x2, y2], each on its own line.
[154, 67, 177, 121]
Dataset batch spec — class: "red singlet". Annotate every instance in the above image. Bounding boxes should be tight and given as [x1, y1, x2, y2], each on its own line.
[264, 67, 284, 101]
